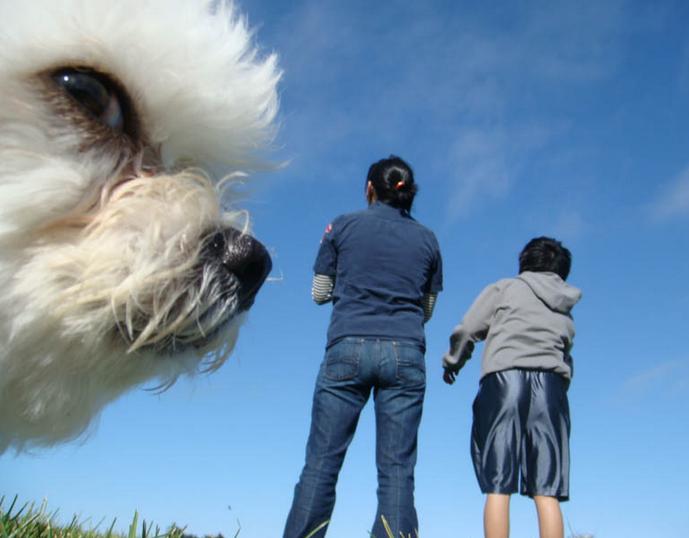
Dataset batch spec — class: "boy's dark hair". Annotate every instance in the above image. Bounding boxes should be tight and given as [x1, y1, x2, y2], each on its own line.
[519, 236, 572, 280]
[366, 155, 418, 212]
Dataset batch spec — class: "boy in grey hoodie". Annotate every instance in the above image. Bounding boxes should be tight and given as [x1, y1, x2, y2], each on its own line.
[442, 237, 581, 538]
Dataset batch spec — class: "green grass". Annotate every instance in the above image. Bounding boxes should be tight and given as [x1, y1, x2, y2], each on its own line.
[0, 496, 193, 538]
[1, 500, 416, 538]
[304, 516, 418, 538]
[3, 496, 589, 538]
[376, 516, 418, 538]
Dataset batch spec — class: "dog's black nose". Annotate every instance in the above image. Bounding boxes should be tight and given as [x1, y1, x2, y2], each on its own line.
[204, 228, 272, 310]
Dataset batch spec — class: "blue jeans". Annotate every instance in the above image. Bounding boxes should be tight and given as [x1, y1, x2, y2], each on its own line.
[283, 337, 426, 538]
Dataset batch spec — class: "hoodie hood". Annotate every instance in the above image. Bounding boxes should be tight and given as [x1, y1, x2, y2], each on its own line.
[517, 271, 582, 314]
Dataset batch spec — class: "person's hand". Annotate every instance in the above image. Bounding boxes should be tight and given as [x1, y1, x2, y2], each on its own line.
[443, 369, 457, 385]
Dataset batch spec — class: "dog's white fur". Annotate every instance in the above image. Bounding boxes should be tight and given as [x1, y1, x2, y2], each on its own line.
[0, 0, 280, 451]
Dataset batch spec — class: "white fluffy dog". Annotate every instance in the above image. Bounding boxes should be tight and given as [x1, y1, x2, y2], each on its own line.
[0, 0, 280, 452]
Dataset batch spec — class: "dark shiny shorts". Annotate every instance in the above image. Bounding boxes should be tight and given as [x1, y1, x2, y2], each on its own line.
[471, 369, 571, 501]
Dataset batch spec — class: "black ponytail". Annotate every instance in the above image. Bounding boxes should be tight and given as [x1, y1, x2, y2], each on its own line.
[366, 155, 418, 212]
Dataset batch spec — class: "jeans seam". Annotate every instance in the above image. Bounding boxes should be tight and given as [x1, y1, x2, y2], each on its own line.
[300, 384, 331, 534]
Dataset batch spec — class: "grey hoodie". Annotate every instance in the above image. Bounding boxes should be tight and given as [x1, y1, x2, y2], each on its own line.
[442, 271, 582, 380]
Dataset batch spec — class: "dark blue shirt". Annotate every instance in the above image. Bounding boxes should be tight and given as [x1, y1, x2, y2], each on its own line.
[314, 201, 443, 350]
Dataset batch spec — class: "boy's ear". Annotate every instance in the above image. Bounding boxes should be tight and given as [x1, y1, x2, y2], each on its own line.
[366, 181, 376, 204]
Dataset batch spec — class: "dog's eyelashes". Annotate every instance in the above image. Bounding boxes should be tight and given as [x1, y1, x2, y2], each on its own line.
[52, 68, 126, 133]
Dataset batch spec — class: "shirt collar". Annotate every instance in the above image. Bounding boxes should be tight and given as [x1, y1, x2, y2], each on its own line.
[369, 200, 410, 218]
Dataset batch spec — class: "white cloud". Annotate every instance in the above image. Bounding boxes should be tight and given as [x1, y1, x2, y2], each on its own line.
[260, 0, 652, 213]
[446, 130, 510, 217]
[619, 358, 689, 398]
[652, 166, 689, 219]
[434, 1, 635, 219]
[446, 123, 554, 218]
[550, 209, 587, 240]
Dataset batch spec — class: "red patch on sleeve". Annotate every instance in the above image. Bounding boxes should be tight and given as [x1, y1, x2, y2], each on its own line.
[320, 223, 333, 244]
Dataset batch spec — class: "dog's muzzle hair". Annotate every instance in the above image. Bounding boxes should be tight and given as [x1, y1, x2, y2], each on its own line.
[0, 0, 280, 451]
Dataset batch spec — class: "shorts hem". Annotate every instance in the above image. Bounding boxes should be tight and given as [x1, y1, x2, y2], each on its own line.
[520, 489, 570, 502]
[479, 486, 518, 495]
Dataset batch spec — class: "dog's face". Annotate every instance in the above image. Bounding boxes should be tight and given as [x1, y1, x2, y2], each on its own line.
[0, 0, 280, 451]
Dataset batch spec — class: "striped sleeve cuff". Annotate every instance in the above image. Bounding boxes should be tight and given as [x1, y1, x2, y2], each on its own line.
[423, 292, 438, 322]
[312, 273, 335, 304]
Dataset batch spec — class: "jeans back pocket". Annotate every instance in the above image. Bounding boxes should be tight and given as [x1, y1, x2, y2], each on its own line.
[324, 340, 361, 381]
[393, 342, 425, 385]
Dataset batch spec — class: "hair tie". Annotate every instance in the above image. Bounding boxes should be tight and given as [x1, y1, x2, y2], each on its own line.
[394, 180, 406, 191]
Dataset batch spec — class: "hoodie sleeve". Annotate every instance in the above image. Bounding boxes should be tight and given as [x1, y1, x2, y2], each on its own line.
[442, 282, 501, 372]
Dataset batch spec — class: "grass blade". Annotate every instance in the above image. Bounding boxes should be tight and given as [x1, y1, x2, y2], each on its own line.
[128, 511, 139, 538]
[303, 519, 329, 538]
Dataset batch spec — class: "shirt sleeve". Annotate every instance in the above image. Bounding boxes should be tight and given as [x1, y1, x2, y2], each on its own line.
[422, 292, 438, 323]
[426, 236, 443, 294]
[442, 282, 501, 372]
[312, 274, 335, 304]
[313, 220, 338, 276]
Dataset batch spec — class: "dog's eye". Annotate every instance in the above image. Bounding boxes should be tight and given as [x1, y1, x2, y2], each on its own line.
[52, 68, 125, 132]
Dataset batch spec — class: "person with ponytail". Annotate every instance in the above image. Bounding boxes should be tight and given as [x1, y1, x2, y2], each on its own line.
[284, 156, 443, 538]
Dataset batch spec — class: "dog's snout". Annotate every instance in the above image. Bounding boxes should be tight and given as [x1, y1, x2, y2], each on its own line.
[206, 229, 272, 310]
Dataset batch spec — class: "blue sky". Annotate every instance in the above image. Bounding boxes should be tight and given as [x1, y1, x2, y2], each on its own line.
[3, 0, 689, 537]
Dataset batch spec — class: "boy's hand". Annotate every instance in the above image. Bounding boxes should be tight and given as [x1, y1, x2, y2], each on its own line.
[443, 368, 457, 385]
